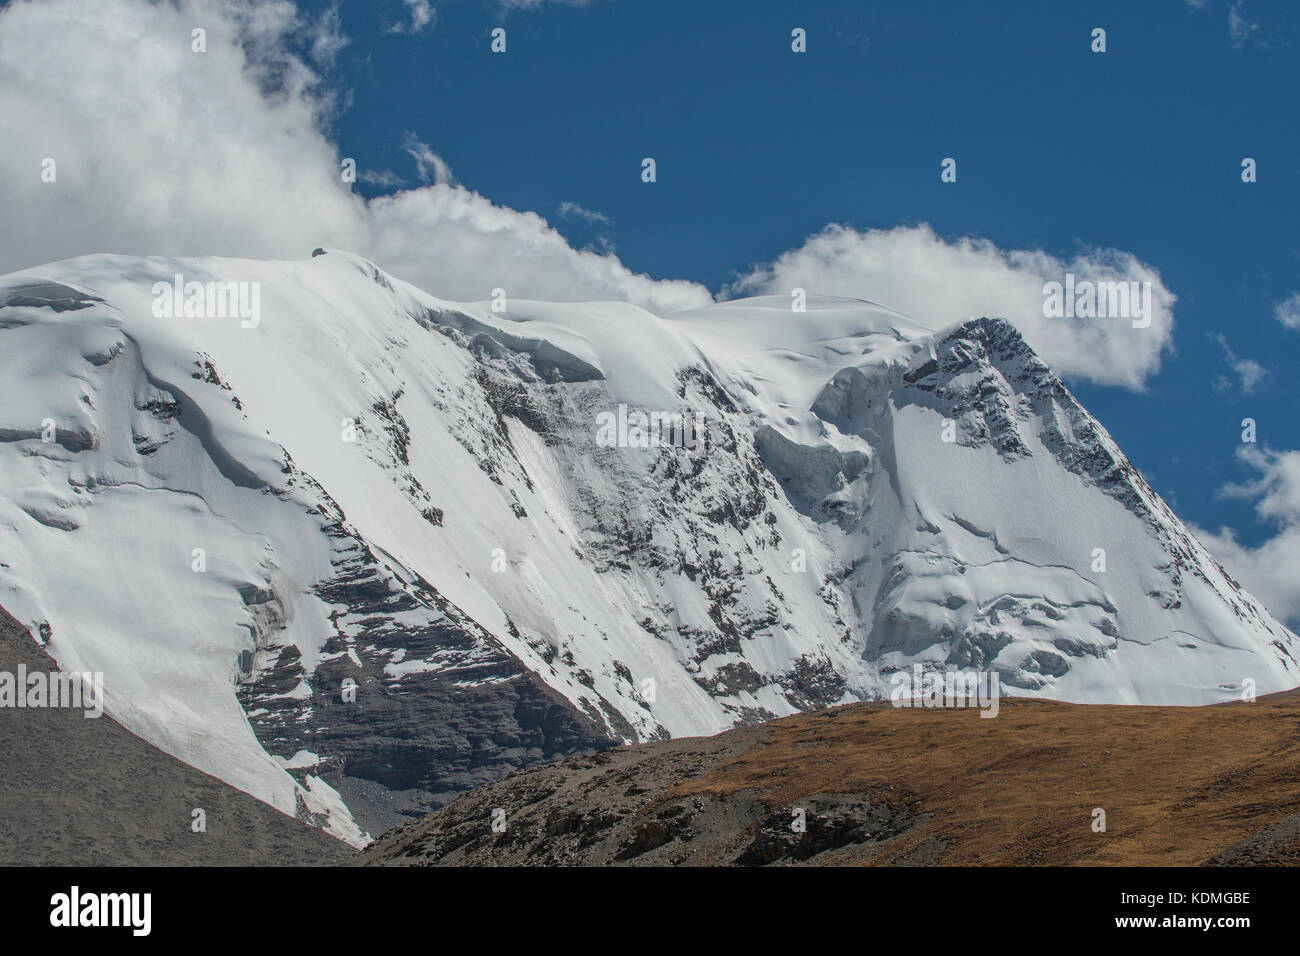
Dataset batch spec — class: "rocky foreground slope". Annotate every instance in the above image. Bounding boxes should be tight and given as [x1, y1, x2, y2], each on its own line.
[361, 693, 1300, 867]
[0, 606, 349, 866]
[0, 249, 1295, 845]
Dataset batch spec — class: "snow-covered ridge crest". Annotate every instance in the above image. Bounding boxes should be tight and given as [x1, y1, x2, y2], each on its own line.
[0, 250, 1294, 840]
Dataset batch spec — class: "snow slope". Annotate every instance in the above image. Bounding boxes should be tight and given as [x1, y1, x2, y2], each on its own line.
[1, 251, 1294, 842]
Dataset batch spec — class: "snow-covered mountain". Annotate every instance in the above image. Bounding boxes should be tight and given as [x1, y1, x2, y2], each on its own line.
[1, 250, 1295, 844]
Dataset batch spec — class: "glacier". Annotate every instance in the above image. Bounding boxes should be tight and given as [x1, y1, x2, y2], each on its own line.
[0, 249, 1294, 844]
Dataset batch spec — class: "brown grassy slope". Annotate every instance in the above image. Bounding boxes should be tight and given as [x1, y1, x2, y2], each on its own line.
[668, 695, 1300, 866]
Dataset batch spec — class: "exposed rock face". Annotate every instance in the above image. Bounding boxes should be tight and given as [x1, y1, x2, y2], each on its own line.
[236, 523, 621, 835]
[0, 252, 1294, 844]
[0, 605, 352, 866]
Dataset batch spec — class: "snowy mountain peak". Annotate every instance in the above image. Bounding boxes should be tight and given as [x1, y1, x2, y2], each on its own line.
[1, 251, 1294, 842]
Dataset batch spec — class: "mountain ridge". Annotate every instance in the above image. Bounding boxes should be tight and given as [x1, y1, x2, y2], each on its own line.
[0, 249, 1293, 842]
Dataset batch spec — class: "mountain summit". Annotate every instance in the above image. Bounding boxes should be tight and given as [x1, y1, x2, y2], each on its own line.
[1, 250, 1293, 843]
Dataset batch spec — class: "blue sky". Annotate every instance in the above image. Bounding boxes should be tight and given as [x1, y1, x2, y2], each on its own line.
[313, 0, 1300, 552]
[1, 0, 1296, 616]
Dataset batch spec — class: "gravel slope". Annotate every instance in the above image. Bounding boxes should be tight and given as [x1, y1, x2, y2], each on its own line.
[0, 605, 354, 866]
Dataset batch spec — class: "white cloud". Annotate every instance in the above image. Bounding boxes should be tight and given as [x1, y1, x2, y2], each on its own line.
[364, 185, 703, 309]
[1228, 1, 1262, 48]
[357, 168, 408, 188]
[1198, 523, 1300, 629]
[1221, 447, 1300, 523]
[402, 132, 455, 186]
[727, 223, 1175, 389]
[310, 1, 348, 65]
[388, 0, 435, 35]
[500, 0, 599, 9]
[1194, 446, 1300, 629]
[0, 0, 708, 314]
[1209, 332, 1269, 395]
[557, 201, 610, 225]
[0, 0, 1178, 379]
[1274, 292, 1300, 331]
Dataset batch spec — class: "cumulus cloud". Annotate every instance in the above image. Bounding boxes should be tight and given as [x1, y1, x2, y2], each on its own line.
[363, 185, 705, 308]
[0, 0, 1178, 379]
[1193, 446, 1300, 628]
[0, 0, 708, 314]
[726, 223, 1175, 389]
